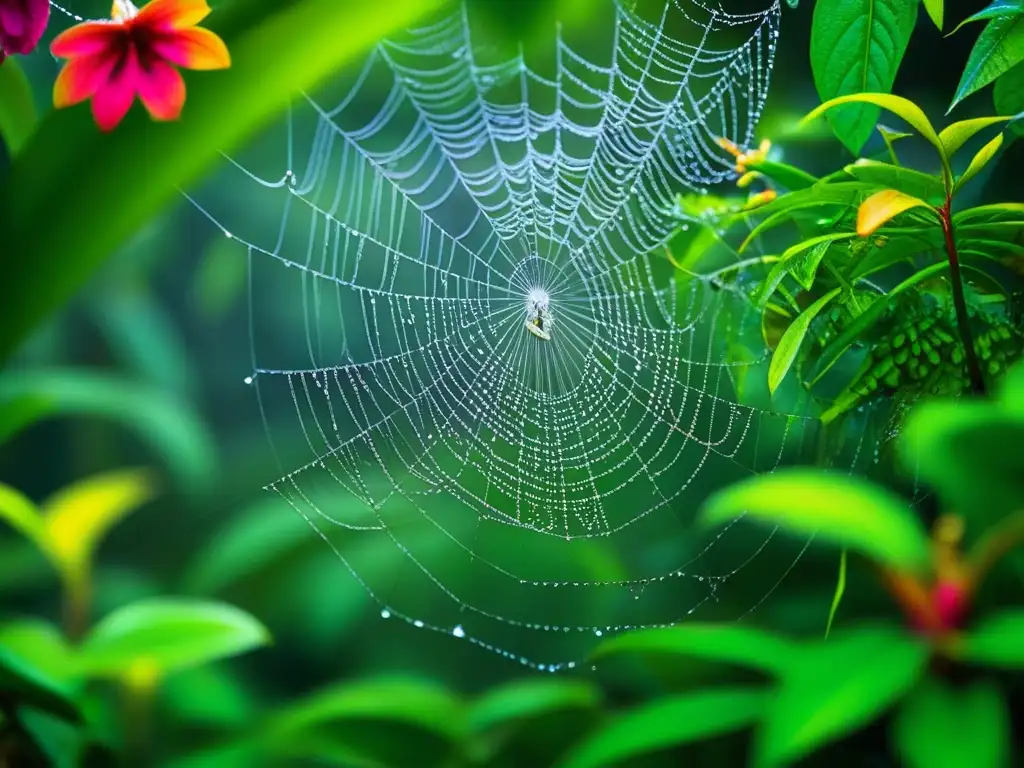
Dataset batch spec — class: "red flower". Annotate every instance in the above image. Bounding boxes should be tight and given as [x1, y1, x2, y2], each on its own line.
[50, 0, 230, 132]
[0, 0, 50, 62]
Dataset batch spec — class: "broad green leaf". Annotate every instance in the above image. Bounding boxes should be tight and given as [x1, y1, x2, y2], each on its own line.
[0, 645, 81, 724]
[0, 57, 37, 155]
[894, 678, 1009, 768]
[802, 93, 944, 155]
[951, 13, 1024, 110]
[808, 260, 950, 384]
[0, 482, 48, 553]
[0, 0, 443, 364]
[700, 469, 931, 571]
[954, 131, 1004, 191]
[745, 159, 819, 191]
[959, 610, 1024, 668]
[0, 370, 216, 493]
[268, 677, 464, 767]
[755, 627, 929, 768]
[857, 190, 934, 236]
[844, 159, 946, 204]
[938, 116, 1012, 158]
[78, 599, 270, 677]
[768, 287, 842, 394]
[993, 63, 1024, 135]
[949, 0, 1024, 35]
[922, 0, 943, 29]
[469, 679, 601, 733]
[41, 469, 157, 583]
[899, 400, 1024, 528]
[558, 688, 767, 768]
[809, 0, 919, 153]
[593, 624, 794, 675]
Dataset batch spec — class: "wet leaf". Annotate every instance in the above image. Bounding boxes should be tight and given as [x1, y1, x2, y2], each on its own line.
[768, 287, 842, 393]
[951, 12, 1024, 110]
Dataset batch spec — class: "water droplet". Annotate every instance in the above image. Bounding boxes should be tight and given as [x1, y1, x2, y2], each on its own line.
[380, 608, 391, 619]
[452, 625, 465, 638]
[244, 376, 254, 385]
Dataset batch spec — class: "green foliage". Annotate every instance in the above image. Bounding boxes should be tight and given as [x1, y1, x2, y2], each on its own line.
[809, 0, 918, 153]
[0, 645, 81, 725]
[950, 1, 1024, 110]
[993, 62, 1024, 133]
[0, 58, 37, 156]
[700, 469, 932, 571]
[959, 610, 1024, 668]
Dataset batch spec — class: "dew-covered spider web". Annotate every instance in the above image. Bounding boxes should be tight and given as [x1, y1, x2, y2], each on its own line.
[55, 0, 885, 669]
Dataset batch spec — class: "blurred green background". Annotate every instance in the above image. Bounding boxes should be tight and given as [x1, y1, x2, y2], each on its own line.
[2, 0, 1022, 766]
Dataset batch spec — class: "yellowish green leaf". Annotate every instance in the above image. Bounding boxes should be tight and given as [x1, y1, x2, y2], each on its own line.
[938, 116, 1011, 158]
[954, 132, 1004, 192]
[0, 483, 49, 554]
[857, 190, 934, 236]
[825, 549, 848, 638]
[801, 93, 943, 154]
[922, 0, 943, 29]
[41, 469, 158, 581]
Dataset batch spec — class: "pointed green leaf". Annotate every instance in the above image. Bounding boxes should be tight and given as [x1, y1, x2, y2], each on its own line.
[78, 599, 270, 677]
[894, 678, 1009, 768]
[768, 287, 843, 393]
[954, 202, 1024, 224]
[802, 93, 944, 154]
[558, 689, 767, 768]
[809, 0, 919, 153]
[700, 469, 931, 571]
[0, 57, 37, 156]
[0, 0, 444, 365]
[949, 0, 1024, 35]
[954, 131, 1004, 191]
[938, 116, 1012, 157]
[844, 159, 946, 203]
[0, 482, 48, 554]
[993, 63, 1024, 134]
[0, 645, 82, 724]
[593, 624, 794, 675]
[922, 0, 943, 29]
[745, 159, 819, 190]
[756, 627, 929, 768]
[951, 13, 1024, 110]
[959, 610, 1024, 668]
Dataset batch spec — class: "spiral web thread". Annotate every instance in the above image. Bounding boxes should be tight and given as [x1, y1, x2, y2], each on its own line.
[54, 0, 865, 670]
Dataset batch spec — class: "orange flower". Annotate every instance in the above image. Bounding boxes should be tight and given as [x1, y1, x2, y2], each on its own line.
[50, 0, 230, 132]
[717, 136, 772, 174]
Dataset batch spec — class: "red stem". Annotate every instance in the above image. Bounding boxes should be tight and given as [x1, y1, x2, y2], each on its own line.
[938, 201, 986, 395]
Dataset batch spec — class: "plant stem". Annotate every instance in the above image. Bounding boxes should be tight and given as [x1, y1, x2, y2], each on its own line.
[938, 202, 986, 395]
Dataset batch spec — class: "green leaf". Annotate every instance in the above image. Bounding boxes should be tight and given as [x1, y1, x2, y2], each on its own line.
[78, 599, 270, 677]
[959, 610, 1024, 668]
[700, 469, 932, 571]
[951, 13, 1024, 111]
[593, 624, 794, 675]
[0, 645, 81, 724]
[802, 93, 944, 155]
[922, 0, 943, 29]
[844, 159, 946, 204]
[267, 677, 464, 767]
[0, 58, 37, 156]
[768, 287, 843, 394]
[949, 0, 1024, 35]
[878, 123, 914, 164]
[41, 469, 157, 585]
[745, 159, 819, 191]
[162, 664, 255, 728]
[825, 549, 848, 638]
[0, 394, 53, 447]
[894, 677, 1009, 768]
[954, 131, 1004, 191]
[993, 63, 1024, 134]
[469, 679, 601, 734]
[809, 0, 919, 153]
[857, 190, 934, 236]
[557, 688, 767, 768]
[755, 627, 929, 768]
[850, 230, 943, 280]
[953, 201, 1024, 224]
[0, 370, 216, 494]
[0, 0, 443, 365]
[0, 482, 48, 553]
[0, 620, 76, 685]
[938, 116, 1012, 158]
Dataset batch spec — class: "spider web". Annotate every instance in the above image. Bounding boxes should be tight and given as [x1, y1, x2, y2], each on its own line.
[59, 0, 874, 669]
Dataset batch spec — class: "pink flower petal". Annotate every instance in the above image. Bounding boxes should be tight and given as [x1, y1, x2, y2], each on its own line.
[0, 0, 50, 54]
[150, 26, 229, 70]
[54, 53, 117, 107]
[91, 48, 141, 131]
[136, 0, 211, 30]
[51, 21, 120, 58]
[137, 58, 185, 121]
